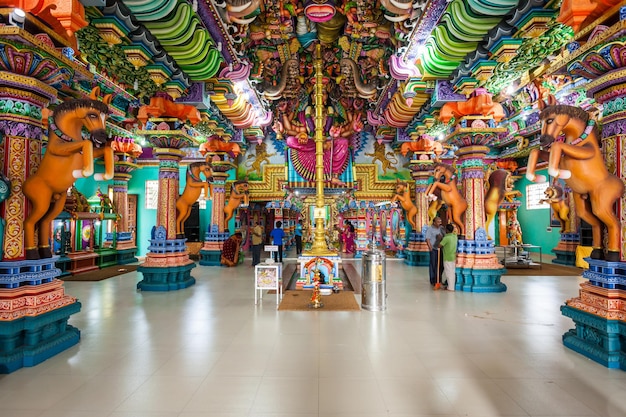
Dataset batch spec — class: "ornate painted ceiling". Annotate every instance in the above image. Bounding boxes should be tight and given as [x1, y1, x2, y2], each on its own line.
[3, 0, 610, 152]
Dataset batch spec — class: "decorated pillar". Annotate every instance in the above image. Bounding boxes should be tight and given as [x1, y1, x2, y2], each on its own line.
[445, 118, 506, 292]
[404, 159, 432, 266]
[199, 151, 236, 266]
[554, 5, 626, 370]
[111, 151, 140, 263]
[136, 119, 197, 291]
[0, 23, 87, 372]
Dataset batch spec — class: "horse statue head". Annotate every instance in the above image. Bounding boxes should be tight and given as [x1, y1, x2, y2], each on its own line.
[538, 95, 597, 149]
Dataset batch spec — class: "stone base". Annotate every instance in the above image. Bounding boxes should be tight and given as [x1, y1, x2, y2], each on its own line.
[0, 302, 81, 374]
[403, 249, 429, 266]
[54, 255, 72, 277]
[561, 305, 624, 370]
[552, 249, 577, 266]
[456, 266, 507, 293]
[137, 262, 196, 292]
[199, 249, 222, 266]
[96, 248, 118, 268]
[116, 247, 138, 265]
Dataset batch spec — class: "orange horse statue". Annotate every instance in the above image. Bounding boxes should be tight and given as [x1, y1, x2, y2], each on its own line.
[224, 181, 249, 225]
[23, 87, 114, 259]
[526, 98, 624, 261]
[390, 180, 418, 231]
[484, 169, 516, 239]
[426, 163, 467, 237]
[439, 89, 505, 124]
[137, 95, 202, 126]
[176, 162, 212, 238]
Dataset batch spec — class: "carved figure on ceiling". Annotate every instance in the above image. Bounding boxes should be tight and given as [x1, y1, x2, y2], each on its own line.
[137, 94, 202, 126]
[439, 89, 505, 124]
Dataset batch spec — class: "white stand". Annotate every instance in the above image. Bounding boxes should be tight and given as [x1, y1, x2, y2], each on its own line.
[255, 263, 282, 306]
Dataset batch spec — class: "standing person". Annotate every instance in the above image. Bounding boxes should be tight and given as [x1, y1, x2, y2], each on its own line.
[295, 220, 303, 255]
[438, 224, 458, 291]
[344, 222, 356, 254]
[270, 220, 285, 263]
[251, 221, 263, 266]
[425, 216, 444, 286]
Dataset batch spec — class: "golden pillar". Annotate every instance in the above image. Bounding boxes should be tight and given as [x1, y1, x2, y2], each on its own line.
[304, 44, 335, 256]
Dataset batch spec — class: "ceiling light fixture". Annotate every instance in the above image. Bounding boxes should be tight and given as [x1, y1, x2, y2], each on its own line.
[9, 8, 26, 27]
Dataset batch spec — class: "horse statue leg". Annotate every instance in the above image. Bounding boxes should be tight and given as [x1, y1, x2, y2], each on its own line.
[572, 193, 604, 259]
[93, 147, 114, 181]
[590, 185, 624, 261]
[525, 149, 549, 183]
[22, 178, 54, 259]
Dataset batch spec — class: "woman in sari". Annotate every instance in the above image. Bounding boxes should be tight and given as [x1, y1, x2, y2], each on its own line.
[344, 222, 356, 254]
[221, 232, 243, 267]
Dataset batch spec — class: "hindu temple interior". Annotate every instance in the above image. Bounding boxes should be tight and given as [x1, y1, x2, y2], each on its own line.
[1, 0, 626, 415]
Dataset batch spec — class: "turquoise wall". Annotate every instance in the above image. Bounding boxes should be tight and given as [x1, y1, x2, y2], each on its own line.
[77, 166, 214, 257]
[513, 168, 561, 257]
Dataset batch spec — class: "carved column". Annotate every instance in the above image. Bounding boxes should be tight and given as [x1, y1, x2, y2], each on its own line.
[403, 159, 432, 266]
[136, 120, 197, 291]
[0, 76, 52, 260]
[200, 151, 236, 266]
[446, 119, 506, 292]
[0, 30, 85, 373]
[556, 8, 626, 369]
[112, 155, 140, 263]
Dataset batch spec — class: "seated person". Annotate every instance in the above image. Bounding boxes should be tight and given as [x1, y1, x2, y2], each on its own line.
[221, 232, 243, 267]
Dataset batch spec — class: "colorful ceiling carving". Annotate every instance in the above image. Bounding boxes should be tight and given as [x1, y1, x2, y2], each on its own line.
[3, 0, 613, 160]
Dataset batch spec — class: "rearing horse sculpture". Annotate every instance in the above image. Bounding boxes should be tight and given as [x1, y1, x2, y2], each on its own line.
[23, 87, 114, 259]
[176, 162, 212, 238]
[427, 163, 468, 237]
[391, 180, 418, 231]
[224, 180, 249, 225]
[526, 97, 624, 261]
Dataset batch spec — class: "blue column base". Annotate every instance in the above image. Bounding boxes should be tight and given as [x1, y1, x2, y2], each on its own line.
[552, 250, 577, 266]
[0, 302, 82, 374]
[137, 263, 196, 291]
[404, 249, 429, 266]
[116, 248, 138, 265]
[456, 267, 507, 292]
[199, 249, 222, 266]
[561, 305, 624, 370]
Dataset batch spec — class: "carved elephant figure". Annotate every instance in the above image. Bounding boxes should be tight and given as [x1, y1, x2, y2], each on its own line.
[339, 58, 377, 100]
[222, 0, 261, 24]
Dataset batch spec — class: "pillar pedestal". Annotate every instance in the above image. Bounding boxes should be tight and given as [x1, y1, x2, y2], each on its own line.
[136, 123, 197, 291]
[561, 258, 626, 370]
[0, 35, 84, 372]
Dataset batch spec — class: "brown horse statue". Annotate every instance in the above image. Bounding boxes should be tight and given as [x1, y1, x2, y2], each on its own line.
[224, 180, 249, 225]
[426, 163, 467, 237]
[526, 98, 624, 261]
[23, 87, 114, 259]
[175, 162, 212, 238]
[484, 169, 516, 240]
[390, 180, 418, 231]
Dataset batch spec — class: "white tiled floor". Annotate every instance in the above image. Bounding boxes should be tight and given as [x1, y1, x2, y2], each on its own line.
[1, 252, 625, 417]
